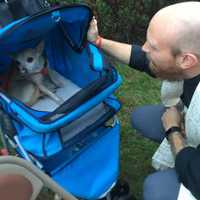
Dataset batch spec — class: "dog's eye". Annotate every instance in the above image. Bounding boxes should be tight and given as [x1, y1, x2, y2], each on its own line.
[27, 57, 34, 63]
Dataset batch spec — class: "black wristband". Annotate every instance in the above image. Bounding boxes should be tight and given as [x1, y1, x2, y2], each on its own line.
[165, 126, 181, 140]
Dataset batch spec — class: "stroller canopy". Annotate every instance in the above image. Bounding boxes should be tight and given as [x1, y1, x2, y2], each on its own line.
[0, 5, 93, 72]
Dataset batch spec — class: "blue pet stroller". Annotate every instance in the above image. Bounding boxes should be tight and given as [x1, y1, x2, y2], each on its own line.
[0, 3, 128, 200]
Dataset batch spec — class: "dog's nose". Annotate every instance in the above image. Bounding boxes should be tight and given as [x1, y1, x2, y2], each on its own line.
[21, 67, 27, 74]
[27, 57, 34, 63]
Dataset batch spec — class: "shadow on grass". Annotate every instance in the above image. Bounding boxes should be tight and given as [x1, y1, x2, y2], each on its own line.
[115, 63, 161, 200]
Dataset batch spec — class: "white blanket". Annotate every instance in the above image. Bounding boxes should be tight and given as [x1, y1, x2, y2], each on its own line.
[152, 80, 200, 199]
[32, 76, 81, 112]
[152, 80, 184, 169]
[152, 80, 200, 170]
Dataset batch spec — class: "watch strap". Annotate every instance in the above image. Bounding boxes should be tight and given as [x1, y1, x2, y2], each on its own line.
[165, 126, 181, 140]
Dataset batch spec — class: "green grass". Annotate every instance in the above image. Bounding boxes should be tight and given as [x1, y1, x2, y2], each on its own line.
[115, 63, 161, 199]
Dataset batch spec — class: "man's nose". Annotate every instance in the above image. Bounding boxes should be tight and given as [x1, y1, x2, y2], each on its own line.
[142, 42, 149, 53]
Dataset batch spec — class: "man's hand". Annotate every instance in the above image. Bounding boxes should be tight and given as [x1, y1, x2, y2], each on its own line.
[87, 17, 99, 43]
[87, 17, 132, 65]
[162, 106, 186, 155]
[162, 106, 182, 131]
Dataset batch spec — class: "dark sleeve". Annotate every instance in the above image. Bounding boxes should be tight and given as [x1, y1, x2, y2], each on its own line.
[129, 44, 155, 77]
[175, 145, 200, 199]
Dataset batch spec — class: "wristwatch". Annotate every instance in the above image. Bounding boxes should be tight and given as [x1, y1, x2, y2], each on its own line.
[165, 126, 181, 140]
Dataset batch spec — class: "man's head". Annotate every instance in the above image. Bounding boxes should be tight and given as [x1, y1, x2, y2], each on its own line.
[142, 1, 200, 80]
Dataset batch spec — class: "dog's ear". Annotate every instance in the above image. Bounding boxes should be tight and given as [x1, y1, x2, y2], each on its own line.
[36, 41, 44, 54]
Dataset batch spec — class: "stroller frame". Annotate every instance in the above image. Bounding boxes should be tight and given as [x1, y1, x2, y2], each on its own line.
[0, 155, 77, 200]
[0, 3, 125, 200]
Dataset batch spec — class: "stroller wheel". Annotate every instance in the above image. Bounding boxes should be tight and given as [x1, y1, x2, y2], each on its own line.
[112, 193, 136, 200]
[108, 179, 137, 200]
[111, 179, 130, 196]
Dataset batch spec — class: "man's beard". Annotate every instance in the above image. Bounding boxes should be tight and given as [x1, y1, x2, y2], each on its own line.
[149, 61, 184, 81]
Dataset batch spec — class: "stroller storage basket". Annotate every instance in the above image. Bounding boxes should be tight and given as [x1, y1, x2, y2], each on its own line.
[51, 121, 120, 199]
[0, 4, 122, 200]
[14, 97, 121, 157]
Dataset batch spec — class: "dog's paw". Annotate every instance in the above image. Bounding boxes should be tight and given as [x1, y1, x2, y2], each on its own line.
[43, 76, 57, 92]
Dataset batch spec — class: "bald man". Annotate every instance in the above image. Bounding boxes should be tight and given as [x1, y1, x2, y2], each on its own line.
[88, 1, 200, 200]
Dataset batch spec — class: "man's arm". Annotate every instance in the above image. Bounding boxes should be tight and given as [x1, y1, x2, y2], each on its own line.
[175, 145, 200, 199]
[162, 107, 200, 199]
[87, 17, 154, 76]
[168, 132, 185, 155]
[161, 107, 186, 155]
[96, 38, 132, 65]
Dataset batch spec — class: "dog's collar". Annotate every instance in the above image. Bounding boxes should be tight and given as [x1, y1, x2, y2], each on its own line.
[29, 59, 48, 76]
[41, 59, 48, 75]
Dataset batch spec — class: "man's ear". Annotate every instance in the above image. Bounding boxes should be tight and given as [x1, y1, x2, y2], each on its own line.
[36, 41, 44, 54]
[177, 53, 198, 69]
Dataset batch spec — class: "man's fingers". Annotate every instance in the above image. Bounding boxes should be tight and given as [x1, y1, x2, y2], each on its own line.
[87, 16, 99, 42]
[90, 18, 97, 26]
[164, 106, 178, 114]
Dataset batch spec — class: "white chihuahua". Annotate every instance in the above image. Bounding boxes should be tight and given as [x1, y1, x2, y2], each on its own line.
[13, 42, 64, 105]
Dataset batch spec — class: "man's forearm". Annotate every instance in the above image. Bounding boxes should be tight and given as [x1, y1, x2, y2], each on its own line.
[100, 38, 132, 65]
[168, 131, 186, 156]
